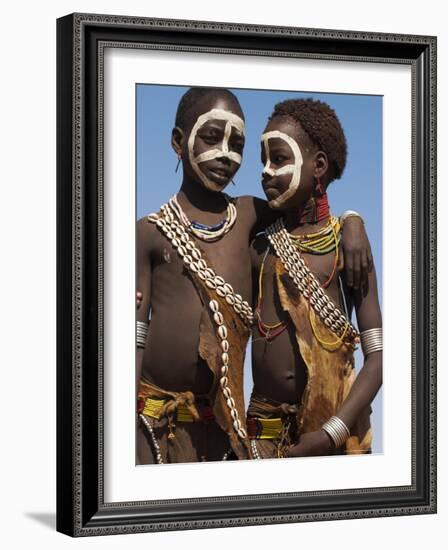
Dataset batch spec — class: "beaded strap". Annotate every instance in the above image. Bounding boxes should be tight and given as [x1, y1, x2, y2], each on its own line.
[250, 439, 262, 460]
[209, 299, 247, 440]
[139, 414, 164, 464]
[140, 414, 235, 463]
[266, 219, 359, 342]
[148, 204, 253, 326]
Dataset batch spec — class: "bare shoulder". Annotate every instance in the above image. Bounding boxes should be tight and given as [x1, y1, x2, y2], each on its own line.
[250, 230, 269, 253]
[137, 214, 160, 255]
[234, 195, 274, 232]
[234, 194, 268, 211]
[234, 194, 256, 216]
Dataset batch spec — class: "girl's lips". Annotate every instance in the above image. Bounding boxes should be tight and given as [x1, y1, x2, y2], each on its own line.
[208, 168, 231, 184]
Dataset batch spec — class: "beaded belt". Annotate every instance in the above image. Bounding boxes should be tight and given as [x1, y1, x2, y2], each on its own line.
[138, 396, 214, 422]
[247, 417, 284, 439]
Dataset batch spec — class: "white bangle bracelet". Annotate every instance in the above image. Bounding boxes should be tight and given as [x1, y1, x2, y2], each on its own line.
[136, 321, 149, 348]
[340, 210, 363, 228]
[360, 327, 383, 356]
[321, 416, 350, 448]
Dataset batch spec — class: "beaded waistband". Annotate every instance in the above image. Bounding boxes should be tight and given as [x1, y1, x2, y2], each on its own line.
[138, 396, 214, 423]
[247, 417, 284, 439]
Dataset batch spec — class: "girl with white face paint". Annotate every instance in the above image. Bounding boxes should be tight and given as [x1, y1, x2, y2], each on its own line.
[261, 128, 304, 209]
[260, 116, 318, 212]
[248, 99, 382, 462]
[187, 108, 246, 193]
[136, 89, 260, 464]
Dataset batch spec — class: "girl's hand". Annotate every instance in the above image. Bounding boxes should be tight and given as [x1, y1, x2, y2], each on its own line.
[136, 291, 143, 309]
[286, 430, 334, 457]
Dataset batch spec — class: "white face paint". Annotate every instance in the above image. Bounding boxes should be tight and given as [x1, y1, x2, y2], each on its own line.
[261, 130, 304, 208]
[188, 108, 245, 192]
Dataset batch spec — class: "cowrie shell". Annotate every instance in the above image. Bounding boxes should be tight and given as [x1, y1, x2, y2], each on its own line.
[209, 300, 219, 313]
[226, 397, 235, 409]
[213, 312, 224, 325]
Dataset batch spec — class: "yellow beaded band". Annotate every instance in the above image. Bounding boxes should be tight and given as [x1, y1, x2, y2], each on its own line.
[247, 417, 283, 440]
[140, 397, 203, 422]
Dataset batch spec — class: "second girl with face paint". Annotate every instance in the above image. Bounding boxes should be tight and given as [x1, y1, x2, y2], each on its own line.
[248, 98, 382, 459]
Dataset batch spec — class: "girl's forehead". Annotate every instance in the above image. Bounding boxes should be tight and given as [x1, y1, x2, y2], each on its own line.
[192, 96, 243, 121]
[265, 116, 299, 136]
[189, 107, 246, 137]
[263, 117, 312, 149]
[203, 95, 240, 112]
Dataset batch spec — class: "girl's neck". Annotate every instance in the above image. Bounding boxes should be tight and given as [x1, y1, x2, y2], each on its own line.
[285, 192, 330, 233]
[178, 175, 228, 213]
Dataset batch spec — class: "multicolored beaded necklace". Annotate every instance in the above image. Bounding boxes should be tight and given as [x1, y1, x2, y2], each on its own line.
[255, 193, 342, 343]
[255, 248, 289, 342]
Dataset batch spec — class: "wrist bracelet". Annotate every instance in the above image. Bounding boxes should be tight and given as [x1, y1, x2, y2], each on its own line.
[360, 327, 382, 357]
[340, 210, 363, 229]
[136, 321, 149, 348]
[321, 416, 350, 448]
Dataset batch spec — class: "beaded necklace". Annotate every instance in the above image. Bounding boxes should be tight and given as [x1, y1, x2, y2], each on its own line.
[169, 193, 237, 242]
[296, 192, 330, 224]
[265, 218, 359, 350]
[290, 215, 341, 289]
[255, 216, 341, 343]
[255, 248, 289, 342]
[290, 215, 341, 254]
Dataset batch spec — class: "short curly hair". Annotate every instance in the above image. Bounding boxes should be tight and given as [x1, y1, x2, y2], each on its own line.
[175, 87, 243, 130]
[269, 98, 347, 182]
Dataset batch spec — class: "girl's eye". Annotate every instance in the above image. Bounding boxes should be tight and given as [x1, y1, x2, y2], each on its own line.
[201, 134, 220, 144]
[273, 155, 286, 164]
[232, 141, 244, 153]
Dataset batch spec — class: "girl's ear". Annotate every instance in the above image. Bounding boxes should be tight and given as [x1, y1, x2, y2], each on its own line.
[171, 126, 185, 155]
[314, 150, 329, 180]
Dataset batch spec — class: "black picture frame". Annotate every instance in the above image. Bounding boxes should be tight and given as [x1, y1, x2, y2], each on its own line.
[56, 13, 437, 536]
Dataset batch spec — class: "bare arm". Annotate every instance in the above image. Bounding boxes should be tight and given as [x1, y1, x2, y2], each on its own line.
[335, 263, 382, 431]
[136, 217, 153, 391]
[287, 255, 382, 458]
[234, 195, 278, 241]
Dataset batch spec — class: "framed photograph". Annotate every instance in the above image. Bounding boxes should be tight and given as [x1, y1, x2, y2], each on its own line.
[56, 13, 436, 536]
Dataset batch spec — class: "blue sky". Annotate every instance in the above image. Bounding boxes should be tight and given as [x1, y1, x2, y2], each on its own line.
[136, 84, 383, 453]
